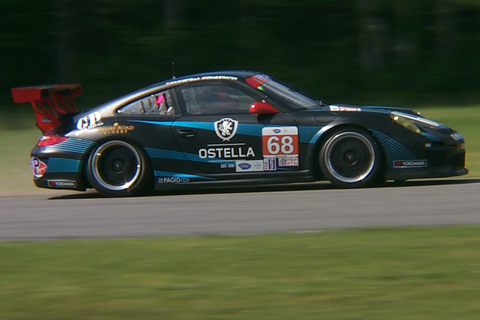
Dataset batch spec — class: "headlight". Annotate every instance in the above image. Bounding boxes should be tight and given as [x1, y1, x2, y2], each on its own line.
[450, 132, 463, 142]
[390, 113, 421, 134]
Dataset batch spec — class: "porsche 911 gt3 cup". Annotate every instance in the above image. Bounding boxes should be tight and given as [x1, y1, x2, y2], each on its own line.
[12, 71, 467, 196]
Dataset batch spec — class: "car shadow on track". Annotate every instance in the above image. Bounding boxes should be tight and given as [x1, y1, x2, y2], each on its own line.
[49, 178, 480, 200]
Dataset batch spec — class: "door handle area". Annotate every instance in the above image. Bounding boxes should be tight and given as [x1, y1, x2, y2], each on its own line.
[177, 129, 196, 138]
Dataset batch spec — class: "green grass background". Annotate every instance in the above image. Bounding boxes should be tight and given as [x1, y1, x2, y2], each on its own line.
[1, 226, 480, 319]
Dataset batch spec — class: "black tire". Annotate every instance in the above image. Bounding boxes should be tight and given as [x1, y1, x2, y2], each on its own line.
[86, 140, 152, 197]
[319, 128, 384, 188]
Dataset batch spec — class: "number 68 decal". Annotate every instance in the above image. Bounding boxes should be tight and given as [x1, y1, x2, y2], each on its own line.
[262, 127, 299, 156]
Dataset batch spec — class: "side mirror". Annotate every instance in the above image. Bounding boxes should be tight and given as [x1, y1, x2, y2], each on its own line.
[250, 101, 279, 115]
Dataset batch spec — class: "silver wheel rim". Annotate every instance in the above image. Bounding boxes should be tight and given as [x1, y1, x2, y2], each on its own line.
[90, 141, 142, 191]
[323, 132, 375, 183]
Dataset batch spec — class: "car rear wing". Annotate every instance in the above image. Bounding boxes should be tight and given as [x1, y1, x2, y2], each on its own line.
[11, 84, 81, 133]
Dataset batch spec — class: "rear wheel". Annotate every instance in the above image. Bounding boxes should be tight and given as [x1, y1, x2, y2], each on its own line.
[319, 128, 384, 188]
[86, 140, 152, 197]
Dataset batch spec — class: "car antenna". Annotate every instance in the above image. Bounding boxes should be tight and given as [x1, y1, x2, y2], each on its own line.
[171, 62, 176, 79]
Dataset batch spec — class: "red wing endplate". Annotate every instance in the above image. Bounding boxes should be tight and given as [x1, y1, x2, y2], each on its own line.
[12, 84, 81, 133]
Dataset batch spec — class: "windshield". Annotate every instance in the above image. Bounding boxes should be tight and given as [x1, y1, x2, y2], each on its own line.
[245, 74, 322, 110]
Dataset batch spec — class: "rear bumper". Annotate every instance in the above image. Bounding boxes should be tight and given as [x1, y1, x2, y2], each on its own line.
[30, 156, 87, 191]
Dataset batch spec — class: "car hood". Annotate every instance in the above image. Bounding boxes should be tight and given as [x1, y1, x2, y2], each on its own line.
[328, 104, 420, 116]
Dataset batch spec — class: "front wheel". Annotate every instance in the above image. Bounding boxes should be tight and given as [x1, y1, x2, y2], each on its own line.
[86, 140, 152, 197]
[319, 128, 384, 188]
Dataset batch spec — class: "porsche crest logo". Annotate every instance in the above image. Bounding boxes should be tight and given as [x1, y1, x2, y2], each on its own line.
[214, 118, 238, 141]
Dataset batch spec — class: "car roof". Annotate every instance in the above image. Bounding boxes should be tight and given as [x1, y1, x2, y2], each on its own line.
[86, 70, 260, 115]
[146, 70, 258, 88]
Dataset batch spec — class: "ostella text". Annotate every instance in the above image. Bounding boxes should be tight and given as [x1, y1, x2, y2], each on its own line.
[198, 146, 255, 159]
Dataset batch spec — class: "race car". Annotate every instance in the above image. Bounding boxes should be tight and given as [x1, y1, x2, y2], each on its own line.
[12, 71, 467, 197]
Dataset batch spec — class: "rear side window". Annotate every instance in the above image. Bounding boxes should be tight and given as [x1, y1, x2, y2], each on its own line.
[118, 90, 176, 115]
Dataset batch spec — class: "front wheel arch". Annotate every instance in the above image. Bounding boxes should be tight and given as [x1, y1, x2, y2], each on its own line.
[317, 126, 385, 188]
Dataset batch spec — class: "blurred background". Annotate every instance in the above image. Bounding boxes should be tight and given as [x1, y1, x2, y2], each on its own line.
[2, 0, 480, 126]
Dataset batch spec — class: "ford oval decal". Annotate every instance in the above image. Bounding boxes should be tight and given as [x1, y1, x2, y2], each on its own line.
[238, 163, 251, 170]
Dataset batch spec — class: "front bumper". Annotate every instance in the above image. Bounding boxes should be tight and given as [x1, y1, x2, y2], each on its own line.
[385, 145, 468, 181]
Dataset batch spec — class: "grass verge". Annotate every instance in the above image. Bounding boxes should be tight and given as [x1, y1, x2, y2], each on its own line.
[0, 127, 42, 195]
[1, 226, 480, 319]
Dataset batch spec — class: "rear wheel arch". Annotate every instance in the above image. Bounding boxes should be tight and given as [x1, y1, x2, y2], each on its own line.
[85, 138, 154, 196]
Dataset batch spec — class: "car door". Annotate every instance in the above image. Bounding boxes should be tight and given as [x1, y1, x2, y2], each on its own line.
[172, 81, 300, 176]
[115, 88, 196, 178]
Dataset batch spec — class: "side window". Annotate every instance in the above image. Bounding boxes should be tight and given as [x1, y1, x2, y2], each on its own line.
[117, 90, 176, 116]
[180, 84, 256, 115]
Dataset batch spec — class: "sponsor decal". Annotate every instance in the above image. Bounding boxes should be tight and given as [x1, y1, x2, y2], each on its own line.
[30, 157, 47, 178]
[393, 160, 427, 168]
[235, 160, 264, 172]
[238, 163, 251, 170]
[76, 112, 103, 130]
[99, 123, 135, 134]
[198, 143, 255, 159]
[330, 105, 361, 112]
[47, 180, 77, 188]
[214, 118, 238, 141]
[278, 157, 299, 167]
[220, 162, 236, 169]
[158, 177, 190, 184]
[166, 76, 238, 86]
[246, 74, 270, 90]
[264, 158, 277, 171]
[262, 127, 299, 167]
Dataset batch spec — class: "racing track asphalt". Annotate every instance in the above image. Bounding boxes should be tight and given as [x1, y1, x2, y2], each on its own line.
[1, 179, 480, 240]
